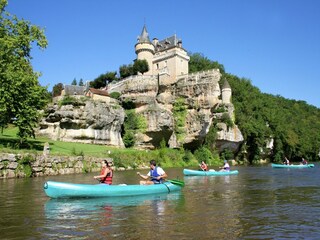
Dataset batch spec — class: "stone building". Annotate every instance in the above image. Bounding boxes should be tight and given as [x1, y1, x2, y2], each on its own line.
[135, 25, 190, 85]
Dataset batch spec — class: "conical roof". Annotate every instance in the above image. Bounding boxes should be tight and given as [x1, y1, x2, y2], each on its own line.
[222, 79, 231, 89]
[138, 25, 151, 43]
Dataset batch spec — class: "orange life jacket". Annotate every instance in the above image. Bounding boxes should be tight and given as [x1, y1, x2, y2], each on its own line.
[100, 166, 113, 185]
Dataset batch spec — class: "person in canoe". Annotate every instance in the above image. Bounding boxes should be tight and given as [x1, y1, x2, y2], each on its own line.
[283, 157, 290, 165]
[94, 160, 113, 184]
[199, 161, 208, 171]
[301, 158, 308, 165]
[137, 160, 167, 185]
[219, 160, 230, 172]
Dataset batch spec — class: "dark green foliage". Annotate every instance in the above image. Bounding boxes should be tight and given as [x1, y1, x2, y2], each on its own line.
[78, 78, 84, 86]
[122, 99, 135, 110]
[58, 96, 85, 107]
[52, 83, 63, 97]
[226, 73, 320, 163]
[221, 113, 234, 129]
[123, 130, 135, 148]
[133, 59, 149, 75]
[17, 154, 35, 177]
[109, 92, 120, 100]
[18, 154, 35, 164]
[71, 78, 77, 85]
[173, 98, 187, 128]
[189, 52, 225, 74]
[194, 146, 215, 165]
[204, 124, 218, 152]
[220, 148, 234, 160]
[172, 98, 187, 141]
[122, 110, 147, 148]
[59, 96, 77, 106]
[160, 138, 167, 149]
[90, 71, 117, 89]
[213, 105, 227, 113]
[119, 64, 134, 78]
[124, 110, 146, 131]
[182, 149, 194, 163]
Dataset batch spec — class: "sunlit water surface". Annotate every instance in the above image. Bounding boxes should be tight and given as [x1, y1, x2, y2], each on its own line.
[1, 165, 320, 239]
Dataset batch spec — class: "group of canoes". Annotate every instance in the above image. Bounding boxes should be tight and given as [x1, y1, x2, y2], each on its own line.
[43, 159, 315, 199]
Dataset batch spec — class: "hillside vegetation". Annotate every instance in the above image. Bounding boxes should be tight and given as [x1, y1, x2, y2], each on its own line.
[226, 73, 320, 163]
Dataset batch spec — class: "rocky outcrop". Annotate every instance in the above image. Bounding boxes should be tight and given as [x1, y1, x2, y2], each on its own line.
[38, 98, 125, 147]
[108, 69, 244, 152]
[39, 69, 243, 153]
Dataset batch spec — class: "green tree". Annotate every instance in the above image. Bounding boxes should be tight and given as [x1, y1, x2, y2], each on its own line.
[90, 71, 117, 89]
[71, 78, 77, 85]
[52, 83, 63, 97]
[188, 52, 225, 74]
[133, 59, 149, 75]
[119, 64, 134, 78]
[78, 78, 84, 86]
[0, 0, 48, 143]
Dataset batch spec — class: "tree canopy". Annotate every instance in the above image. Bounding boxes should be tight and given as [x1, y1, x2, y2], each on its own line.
[52, 83, 63, 97]
[0, 0, 49, 142]
[226, 73, 320, 163]
[133, 59, 149, 75]
[90, 71, 117, 89]
[189, 52, 225, 74]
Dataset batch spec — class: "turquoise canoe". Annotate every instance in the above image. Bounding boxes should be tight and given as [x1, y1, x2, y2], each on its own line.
[271, 163, 315, 168]
[44, 180, 183, 199]
[183, 169, 239, 176]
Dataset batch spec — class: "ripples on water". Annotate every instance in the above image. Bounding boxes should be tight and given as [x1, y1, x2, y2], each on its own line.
[1, 165, 320, 239]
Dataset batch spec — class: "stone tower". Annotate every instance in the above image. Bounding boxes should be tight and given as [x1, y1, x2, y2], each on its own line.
[135, 25, 155, 75]
[134, 25, 190, 84]
[222, 79, 232, 104]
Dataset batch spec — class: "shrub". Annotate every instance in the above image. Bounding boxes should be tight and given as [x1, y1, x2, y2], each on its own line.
[221, 113, 234, 129]
[109, 92, 121, 100]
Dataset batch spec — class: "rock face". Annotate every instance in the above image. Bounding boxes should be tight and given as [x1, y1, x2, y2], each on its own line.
[39, 69, 244, 153]
[38, 98, 125, 147]
[0, 153, 108, 178]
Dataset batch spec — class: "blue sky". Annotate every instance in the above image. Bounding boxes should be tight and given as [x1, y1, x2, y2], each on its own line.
[6, 0, 320, 108]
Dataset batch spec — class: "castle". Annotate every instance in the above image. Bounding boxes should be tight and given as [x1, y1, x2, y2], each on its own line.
[135, 25, 190, 85]
[40, 25, 241, 151]
[109, 25, 232, 105]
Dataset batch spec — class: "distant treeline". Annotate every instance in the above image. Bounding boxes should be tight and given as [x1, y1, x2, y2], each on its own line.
[225, 73, 320, 163]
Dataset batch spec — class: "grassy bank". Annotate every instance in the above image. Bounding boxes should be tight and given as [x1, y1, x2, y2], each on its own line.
[0, 126, 222, 169]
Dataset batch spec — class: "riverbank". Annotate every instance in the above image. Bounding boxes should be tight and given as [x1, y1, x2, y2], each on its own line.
[0, 153, 114, 179]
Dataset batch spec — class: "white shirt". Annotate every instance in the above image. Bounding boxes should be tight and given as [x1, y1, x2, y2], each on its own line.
[147, 166, 165, 176]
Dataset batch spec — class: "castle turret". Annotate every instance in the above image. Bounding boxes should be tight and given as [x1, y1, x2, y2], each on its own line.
[222, 79, 232, 104]
[135, 25, 155, 75]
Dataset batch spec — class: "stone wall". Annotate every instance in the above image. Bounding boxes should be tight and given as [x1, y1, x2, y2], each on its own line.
[0, 153, 112, 179]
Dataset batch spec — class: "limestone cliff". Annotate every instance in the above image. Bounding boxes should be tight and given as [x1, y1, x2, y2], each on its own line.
[38, 69, 244, 153]
[38, 98, 125, 147]
[109, 69, 244, 152]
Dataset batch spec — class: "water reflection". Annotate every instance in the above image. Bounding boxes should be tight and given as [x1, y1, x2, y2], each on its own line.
[45, 193, 181, 218]
[43, 192, 182, 239]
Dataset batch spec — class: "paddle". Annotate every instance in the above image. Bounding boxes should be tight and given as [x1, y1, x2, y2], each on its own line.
[166, 179, 185, 187]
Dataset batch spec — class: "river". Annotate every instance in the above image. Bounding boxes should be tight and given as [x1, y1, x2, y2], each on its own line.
[1, 165, 320, 239]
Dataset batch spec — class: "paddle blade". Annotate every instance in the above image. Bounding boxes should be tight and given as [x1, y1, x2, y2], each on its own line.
[167, 179, 185, 187]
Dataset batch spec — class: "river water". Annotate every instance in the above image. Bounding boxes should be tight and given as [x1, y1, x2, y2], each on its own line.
[1, 165, 320, 239]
